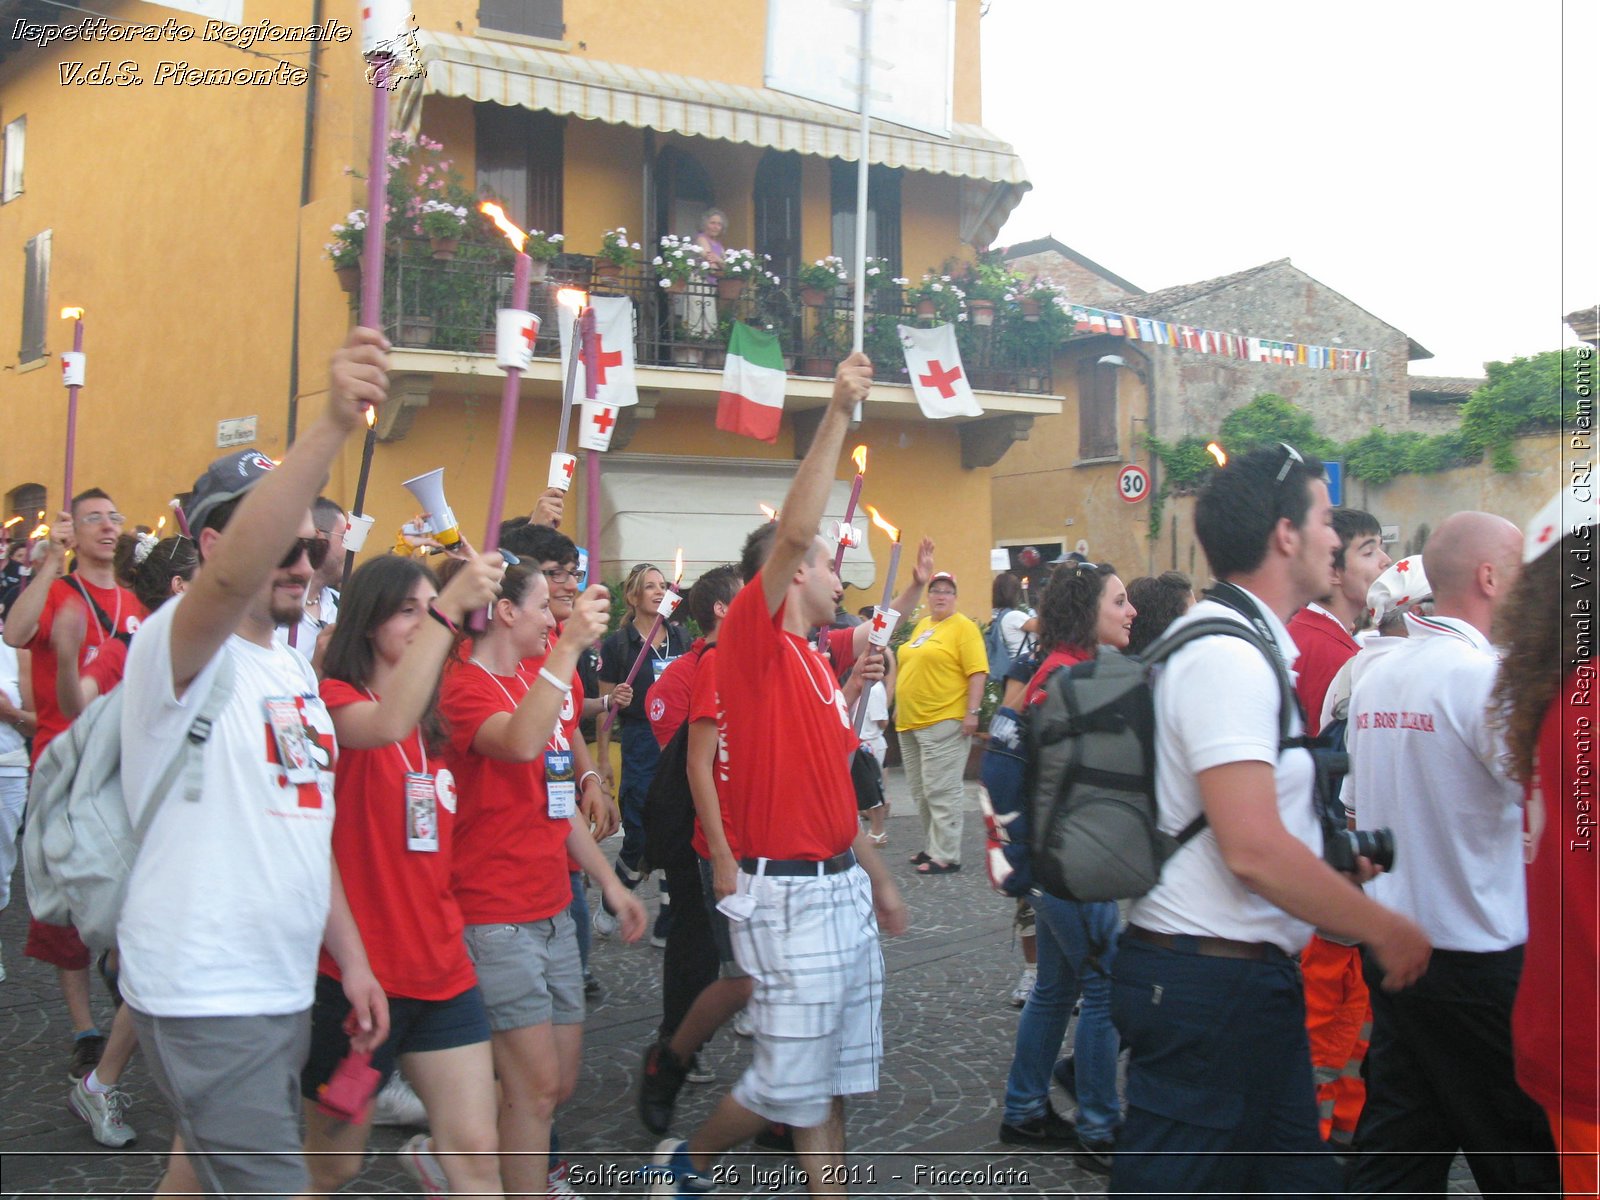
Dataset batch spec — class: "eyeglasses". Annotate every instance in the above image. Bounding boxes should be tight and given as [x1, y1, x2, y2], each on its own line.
[541, 566, 584, 585]
[928, 587, 957, 596]
[279, 536, 330, 570]
[1274, 442, 1305, 484]
[76, 511, 125, 528]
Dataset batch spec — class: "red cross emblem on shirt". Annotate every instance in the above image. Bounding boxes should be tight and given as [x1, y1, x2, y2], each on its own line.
[918, 359, 963, 398]
[871, 610, 888, 634]
[591, 342, 624, 385]
[592, 407, 616, 435]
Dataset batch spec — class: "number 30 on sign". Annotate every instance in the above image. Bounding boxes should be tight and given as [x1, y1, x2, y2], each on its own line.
[1117, 463, 1150, 503]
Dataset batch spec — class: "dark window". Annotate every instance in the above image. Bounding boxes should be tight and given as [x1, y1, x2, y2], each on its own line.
[7, 483, 44, 524]
[654, 144, 714, 240]
[1077, 359, 1118, 459]
[754, 150, 802, 289]
[20, 229, 49, 364]
[477, 0, 563, 40]
[475, 107, 563, 236]
[829, 161, 901, 278]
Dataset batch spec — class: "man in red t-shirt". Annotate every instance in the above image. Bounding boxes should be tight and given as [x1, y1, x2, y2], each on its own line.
[1286, 506, 1389, 1149]
[3, 489, 146, 1080]
[649, 354, 907, 1197]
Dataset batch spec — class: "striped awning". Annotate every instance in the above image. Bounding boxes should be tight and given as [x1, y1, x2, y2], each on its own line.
[417, 32, 1031, 245]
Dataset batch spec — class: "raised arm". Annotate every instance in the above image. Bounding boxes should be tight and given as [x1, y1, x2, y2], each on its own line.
[2, 517, 69, 649]
[764, 353, 873, 615]
[171, 328, 389, 691]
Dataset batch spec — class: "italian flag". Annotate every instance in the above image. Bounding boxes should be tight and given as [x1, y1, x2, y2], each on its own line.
[716, 322, 787, 443]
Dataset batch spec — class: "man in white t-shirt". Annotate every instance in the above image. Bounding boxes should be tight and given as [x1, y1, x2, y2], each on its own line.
[119, 328, 392, 1198]
[1344, 512, 1559, 1194]
[1110, 443, 1431, 1196]
[274, 495, 345, 664]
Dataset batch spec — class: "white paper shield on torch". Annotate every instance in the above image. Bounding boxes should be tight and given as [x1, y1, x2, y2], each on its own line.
[361, 0, 413, 54]
[547, 453, 578, 492]
[343, 513, 376, 553]
[578, 400, 619, 452]
[867, 606, 900, 647]
[496, 309, 539, 372]
[658, 588, 683, 620]
[61, 352, 85, 388]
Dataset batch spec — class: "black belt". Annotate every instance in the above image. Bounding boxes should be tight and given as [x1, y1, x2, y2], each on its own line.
[739, 850, 857, 877]
[1124, 924, 1285, 962]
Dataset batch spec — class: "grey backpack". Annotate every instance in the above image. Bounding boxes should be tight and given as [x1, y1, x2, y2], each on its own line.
[23, 656, 235, 953]
[1029, 619, 1295, 903]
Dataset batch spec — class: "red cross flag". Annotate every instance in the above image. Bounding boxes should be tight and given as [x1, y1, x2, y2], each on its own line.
[578, 399, 619, 452]
[898, 324, 983, 419]
[361, 0, 412, 54]
[1522, 481, 1599, 563]
[558, 296, 638, 407]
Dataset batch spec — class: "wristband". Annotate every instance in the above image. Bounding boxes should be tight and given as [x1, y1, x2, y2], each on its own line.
[538, 666, 573, 693]
[426, 603, 459, 635]
[578, 770, 601, 792]
[601, 694, 611, 711]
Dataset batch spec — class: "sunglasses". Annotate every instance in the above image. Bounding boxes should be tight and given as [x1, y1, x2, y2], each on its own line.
[279, 536, 330, 570]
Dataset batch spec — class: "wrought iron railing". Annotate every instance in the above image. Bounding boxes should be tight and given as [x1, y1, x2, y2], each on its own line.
[359, 240, 1053, 394]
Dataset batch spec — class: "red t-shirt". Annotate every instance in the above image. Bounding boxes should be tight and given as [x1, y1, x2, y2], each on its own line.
[689, 646, 740, 861]
[440, 658, 574, 924]
[1513, 678, 1598, 1122]
[1287, 605, 1358, 738]
[82, 638, 128, 697]
[316, 679, 476, 1000]
[1023, 644, 1092, 708]
[28, 577, 146, 763]
[716, 575, 858, 860]
[822, 626, 861, 682]
[648, 638, 706, 747]
[521, 651, 586, 876]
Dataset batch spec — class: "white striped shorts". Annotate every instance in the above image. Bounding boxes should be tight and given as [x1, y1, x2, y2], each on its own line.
[729, 863, 884, 1128]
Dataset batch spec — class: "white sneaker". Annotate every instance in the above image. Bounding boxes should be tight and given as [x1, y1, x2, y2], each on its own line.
[593, 907, 619, 938]
[398, 1133, 447, 1197]
[372, 1070, 428, 1127]
[69, 1077, 136, 1148]
[685, 1053, 714, 1084]
[732, 1008, 755, 1038]
[1009, 966, 1037, 1009]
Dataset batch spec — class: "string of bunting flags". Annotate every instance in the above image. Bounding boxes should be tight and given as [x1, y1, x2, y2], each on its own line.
[1067, 304, 1373, 371]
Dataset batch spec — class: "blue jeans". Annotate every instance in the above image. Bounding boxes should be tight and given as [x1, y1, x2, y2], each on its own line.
[567, 871, 591, 974]
[1110, 938, 1338, 1197]
[616, 719, 661, 874]
[1003, 892, 1120, 1142]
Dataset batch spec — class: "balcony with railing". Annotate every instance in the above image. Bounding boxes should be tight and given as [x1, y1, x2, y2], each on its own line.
[346, 240, 1056, 396]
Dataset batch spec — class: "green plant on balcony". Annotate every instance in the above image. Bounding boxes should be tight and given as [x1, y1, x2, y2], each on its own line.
[524, 230, 565, 262]
[653, 234, 709, 290]
[907, 272, 966, 323]
[597, 227, 640, 268]
[798, 256, 848, 304]
[325, 210, 365, 269]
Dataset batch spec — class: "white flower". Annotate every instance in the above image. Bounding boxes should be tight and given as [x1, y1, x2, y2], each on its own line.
[659, 278, 672, 288]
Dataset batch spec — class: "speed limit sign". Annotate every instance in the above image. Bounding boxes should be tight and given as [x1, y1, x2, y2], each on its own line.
[1117, 463, 1150, 503]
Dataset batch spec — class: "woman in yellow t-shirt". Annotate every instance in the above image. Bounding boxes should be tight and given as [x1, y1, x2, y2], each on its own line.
[894, 571, 987, 874]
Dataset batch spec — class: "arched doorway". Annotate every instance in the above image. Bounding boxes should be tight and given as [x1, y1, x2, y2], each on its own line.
[653, 145, 715, 240]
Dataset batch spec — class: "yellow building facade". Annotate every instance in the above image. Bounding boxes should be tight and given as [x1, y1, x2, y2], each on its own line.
[0, 0, 1050, 618]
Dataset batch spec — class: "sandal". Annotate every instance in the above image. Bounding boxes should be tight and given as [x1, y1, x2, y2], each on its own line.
[868, 831, 889, 846]
[916, 860, 961, 875]
[910, 851, 931, 866]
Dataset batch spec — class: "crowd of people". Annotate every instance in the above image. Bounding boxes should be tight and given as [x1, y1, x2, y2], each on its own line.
[0, 327, 1592, 1199]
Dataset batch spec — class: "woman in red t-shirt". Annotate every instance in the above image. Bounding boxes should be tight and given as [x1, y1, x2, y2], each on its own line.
[440, 561, 646, 1199]
[1494, 528, 1598, 1199]
[298, 550, 504, 1199]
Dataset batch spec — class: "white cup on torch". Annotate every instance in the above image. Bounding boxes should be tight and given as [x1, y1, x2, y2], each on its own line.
[867, 606, 899, 647]
[548, 452, 578, 492]
[343, 513, 376, 553]
[659, 588, 683, 620]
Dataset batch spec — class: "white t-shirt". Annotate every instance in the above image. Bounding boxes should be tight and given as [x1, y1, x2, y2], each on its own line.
[1129, 593, 1322, 954]
[996, 608, 1033, 658]
[119, 597, 337, 1017]
[863, 681, 889, 765]
[1344, 613, 1525, 952]
[0, 641, 27, 774]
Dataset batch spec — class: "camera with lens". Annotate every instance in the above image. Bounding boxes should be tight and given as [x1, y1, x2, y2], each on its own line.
[1307, 744, 1397, 874]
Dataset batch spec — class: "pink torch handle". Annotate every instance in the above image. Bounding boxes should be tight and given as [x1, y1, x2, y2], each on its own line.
[831, 473, 864, 575]
[63, 318, 84, 503]
[601, 588, 677, 734]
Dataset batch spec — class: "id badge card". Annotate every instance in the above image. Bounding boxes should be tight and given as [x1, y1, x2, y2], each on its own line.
[652, 655, 677, 682]
[405, 772, 440, 853]
[544, 750, 576, 820]
[265, 697, 318, 785]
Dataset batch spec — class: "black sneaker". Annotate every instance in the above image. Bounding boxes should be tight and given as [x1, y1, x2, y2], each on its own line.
[1075, 1137, 1114, 1174]
[584, 974, 604, 1003]
[998, 1106, 1081, 1148]
[638, 1040, 690, 1135]
[68, 1034, 106, 1081]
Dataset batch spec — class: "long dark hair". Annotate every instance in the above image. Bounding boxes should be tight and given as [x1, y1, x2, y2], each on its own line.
[1126, 571, 1193, 656]
[113, 533, 197, 614]
[992, 571, 1022, 610]
[1492, 534, 1594, 783]
[324, 556, 447, 749]
[1038, 561, 1116, 654]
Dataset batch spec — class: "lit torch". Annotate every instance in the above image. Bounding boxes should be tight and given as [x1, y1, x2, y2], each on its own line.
[854, 505, 904, 734]
[758, 503, 778, 522]
[59, 307, 86, 502]
[831, 444, 868, 575]
[604, 548, 685, 734]
[1206, 442, 1227, 467]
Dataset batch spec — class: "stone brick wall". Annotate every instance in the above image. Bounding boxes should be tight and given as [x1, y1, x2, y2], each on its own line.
[1006, 250, 1138, 310]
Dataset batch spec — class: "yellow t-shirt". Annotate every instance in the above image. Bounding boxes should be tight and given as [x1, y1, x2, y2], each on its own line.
[893, 613, 988, 731]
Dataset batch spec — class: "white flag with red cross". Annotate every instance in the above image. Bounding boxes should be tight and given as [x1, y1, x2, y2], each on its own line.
[578, 400, 620, 452]
[897, 323, 983, 419]
[558, 296, 638, 407]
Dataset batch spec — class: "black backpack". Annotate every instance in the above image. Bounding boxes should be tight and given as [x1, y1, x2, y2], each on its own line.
[639, 645, 708, 873]
[1029, 616, 1298, 903]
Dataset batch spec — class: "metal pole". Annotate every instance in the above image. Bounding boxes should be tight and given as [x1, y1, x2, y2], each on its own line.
[849, 0, 873, 424]
[62, 316, 83, 503]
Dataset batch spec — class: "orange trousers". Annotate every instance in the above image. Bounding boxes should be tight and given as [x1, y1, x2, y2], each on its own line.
[1547, 1109, 1599, 1199]
[1302, 934, 1370, 1145]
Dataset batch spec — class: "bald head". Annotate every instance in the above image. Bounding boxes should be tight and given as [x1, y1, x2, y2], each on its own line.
[1423, 511, 1522, 618]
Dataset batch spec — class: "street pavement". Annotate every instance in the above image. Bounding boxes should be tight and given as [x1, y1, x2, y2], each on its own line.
[1, 768, 1477, 1197]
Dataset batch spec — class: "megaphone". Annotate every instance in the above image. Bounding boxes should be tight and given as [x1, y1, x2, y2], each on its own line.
[401, 468, 462, 549]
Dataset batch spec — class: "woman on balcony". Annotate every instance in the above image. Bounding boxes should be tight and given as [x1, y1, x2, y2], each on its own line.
[679, 207, 725, 341]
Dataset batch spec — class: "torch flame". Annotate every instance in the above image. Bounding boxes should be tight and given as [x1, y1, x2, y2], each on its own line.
[3, 516, 21, 529]
[864, 504, 900, 543]
[758, 503, 778, 522]
[60, 306, 85, 321]
[556, 287, 589, 311]
[479, 202, 528, 254]
[366, 406, 377, 428]
[36, 510, 45, 520]
[851, 444, 868, 474]
[156, 516, 167, 533]
[673, 547, 684, 585]
[1206, 442, 1228, 467]
[30, 524, 49, 539]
